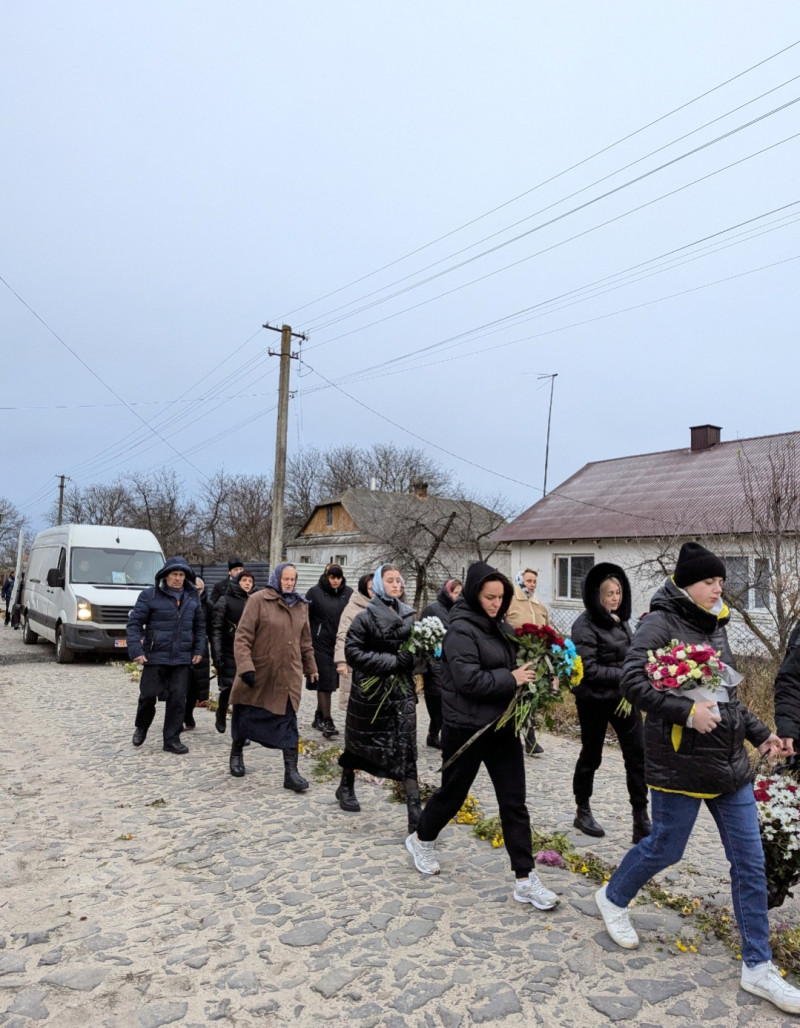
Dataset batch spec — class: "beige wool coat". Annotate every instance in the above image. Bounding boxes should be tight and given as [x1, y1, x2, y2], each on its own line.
[506, 586, 549, 629]
[333, 589, 371, 711]
[231, 588, 318, 715]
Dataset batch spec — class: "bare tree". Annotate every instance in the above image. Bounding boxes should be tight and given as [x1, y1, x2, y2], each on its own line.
[223, 474, 273, 560]
[0, 497, 29, 567]
[124, 470, 198, 559]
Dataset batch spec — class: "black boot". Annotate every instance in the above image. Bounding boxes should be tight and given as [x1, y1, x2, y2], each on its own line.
[632, 808, 652, 843]
[311, 709, 324, 732]
[229, 740, 245, 778]
[574, 803, 605, 838]
[283, 748, 309, 792]
[321, 717, 340, 739]
[335, 770, 361, 812]
[216, 688, 230, 734]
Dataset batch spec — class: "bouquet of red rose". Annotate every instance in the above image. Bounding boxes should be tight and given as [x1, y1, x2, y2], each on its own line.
[643, 639, 725, 715]
[497, 622, 583, 732]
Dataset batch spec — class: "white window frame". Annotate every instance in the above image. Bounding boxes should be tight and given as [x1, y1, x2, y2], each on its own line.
[722, 555, 770, 612]
[555, 554, 595, 602]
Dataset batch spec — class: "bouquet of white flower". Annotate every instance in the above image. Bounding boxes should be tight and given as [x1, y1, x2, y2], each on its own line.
[360, 616, 446, 721]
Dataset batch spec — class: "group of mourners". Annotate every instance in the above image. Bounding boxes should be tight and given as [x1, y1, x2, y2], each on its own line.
[126, 541, 800, 1016]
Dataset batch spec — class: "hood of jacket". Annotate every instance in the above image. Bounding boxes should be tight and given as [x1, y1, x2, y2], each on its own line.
[649, 576, 730, 634]
[460, 561, 513, 622]
[155, 555, 196, 588]
[581, 562, 632, 627]
[317, 572, 348, 596]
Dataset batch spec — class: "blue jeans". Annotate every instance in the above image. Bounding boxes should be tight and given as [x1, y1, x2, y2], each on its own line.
[606, 783, 771, 967]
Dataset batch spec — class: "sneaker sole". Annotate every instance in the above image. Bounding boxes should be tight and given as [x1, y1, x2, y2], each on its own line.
[404, 835, 440, 875]
[594, 895, 640, 949]
[741, 981, 800, 1014]
[513, 892, 558, 911]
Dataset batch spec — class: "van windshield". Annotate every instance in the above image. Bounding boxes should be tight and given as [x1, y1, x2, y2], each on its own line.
[70, 548, 162, 586]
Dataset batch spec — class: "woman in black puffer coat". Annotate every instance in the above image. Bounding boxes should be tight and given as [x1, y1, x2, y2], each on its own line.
[338, 563, 420, 830]
[211, 570, 255, 734]
[595, 544, 797, 1017]
[570, 563, 648, 842]
[306, 564, 352, 739]
[405, 562, 559, 911]
[420, 579, 462, 749]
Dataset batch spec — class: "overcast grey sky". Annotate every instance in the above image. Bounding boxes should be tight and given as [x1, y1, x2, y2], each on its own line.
[3, 2, 799, 530]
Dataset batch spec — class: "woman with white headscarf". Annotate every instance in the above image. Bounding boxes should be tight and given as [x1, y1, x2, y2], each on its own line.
[336, 563, 420, 831]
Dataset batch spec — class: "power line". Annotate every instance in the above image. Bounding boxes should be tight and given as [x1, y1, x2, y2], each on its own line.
[271, 38, 800, 325]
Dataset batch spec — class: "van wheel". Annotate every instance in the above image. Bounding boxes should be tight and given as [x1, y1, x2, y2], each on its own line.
[55, 626, 76, 664]
[22, 615, 38, 645]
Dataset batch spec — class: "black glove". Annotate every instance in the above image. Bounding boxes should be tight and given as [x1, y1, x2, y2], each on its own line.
[240, 671, 256, 688]
[396, 651, 414, 673]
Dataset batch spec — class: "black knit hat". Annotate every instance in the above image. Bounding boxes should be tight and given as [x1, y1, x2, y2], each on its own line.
[673, 542, 726, 588]
[228, 558, 244, 571]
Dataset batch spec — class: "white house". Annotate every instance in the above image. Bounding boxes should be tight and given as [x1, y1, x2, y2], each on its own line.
[495, 425, 800, 653]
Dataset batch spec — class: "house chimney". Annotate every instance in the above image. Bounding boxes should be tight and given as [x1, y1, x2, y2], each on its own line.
[411, 480, 429, 499]
[690, 424, 722, 452]
[369, 477, 377, 491]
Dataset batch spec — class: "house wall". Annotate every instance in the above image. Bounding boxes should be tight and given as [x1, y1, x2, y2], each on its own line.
[507, 538, 773, 653]
[301, 504, 358, 536]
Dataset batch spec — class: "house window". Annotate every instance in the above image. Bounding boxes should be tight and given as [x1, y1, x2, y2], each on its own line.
[299, 556, 311, 564]
[723, 555, 769, 611]
[556, 555, 594, 600]
[326, 506, 334, 526]
[335, 555, 347, 566]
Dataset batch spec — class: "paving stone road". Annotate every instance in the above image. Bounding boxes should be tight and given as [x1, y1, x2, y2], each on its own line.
[1, 624, 798, 1027]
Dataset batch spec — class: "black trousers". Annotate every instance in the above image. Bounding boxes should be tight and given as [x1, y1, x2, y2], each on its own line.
[417, 721, 534, 877]
[422, 672, 442, 738]
[135, 665, 190, 746]
[572, 693, 647, 810]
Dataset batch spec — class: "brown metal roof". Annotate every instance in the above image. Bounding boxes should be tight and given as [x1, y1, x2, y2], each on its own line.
[496, 430, 800, 542]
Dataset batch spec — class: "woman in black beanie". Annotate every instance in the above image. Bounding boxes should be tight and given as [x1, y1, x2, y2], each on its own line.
[594, 542, 800, 1016]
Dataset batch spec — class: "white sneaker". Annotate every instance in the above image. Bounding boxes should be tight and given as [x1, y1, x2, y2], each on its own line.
[594, 884, 639, 949]
[741, 961, 800, 1014]
[405, 833, 440, 875]
[513, 871, 558, 910]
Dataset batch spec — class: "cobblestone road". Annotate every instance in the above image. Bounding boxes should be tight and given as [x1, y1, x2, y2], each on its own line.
[1, 625, 797, 1026]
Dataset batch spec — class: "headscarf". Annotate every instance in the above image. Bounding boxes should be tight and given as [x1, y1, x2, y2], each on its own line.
[515, 570, 533, 598]
[267, 561, 306, 607]
[371, 563, 404, 602]
[357, 572, 374, 598]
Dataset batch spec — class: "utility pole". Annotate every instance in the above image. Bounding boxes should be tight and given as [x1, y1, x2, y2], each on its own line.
[57, 474, 69, 525]
[263, 323, 306, 571]
[538, 374, 558, 497]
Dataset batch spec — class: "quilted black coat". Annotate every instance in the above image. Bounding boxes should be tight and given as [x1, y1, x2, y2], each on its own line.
[621, 577, 770, 795]
[307, 574, 353, 691]
[126, 556, 206, 665]
[210, 579, 252, 682]
[344, 595, 417, 780]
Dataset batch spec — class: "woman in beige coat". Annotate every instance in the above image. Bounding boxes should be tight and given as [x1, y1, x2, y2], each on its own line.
[229, 562, 318, 788]
[506, 568, 549, 756]
[334, 572, 374, 713]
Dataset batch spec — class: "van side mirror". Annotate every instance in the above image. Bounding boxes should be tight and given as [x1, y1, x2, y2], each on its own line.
[46, 568, 64, 588]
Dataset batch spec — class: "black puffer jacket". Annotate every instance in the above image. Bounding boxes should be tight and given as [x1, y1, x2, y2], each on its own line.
[126, 556, 207, 665]
[421, 585, 457, 697]
[773, 622, 800, 742]
[211, 578, 252, 682]
[307, 574, 353, 690]
[622, 577, 770, 795]
[344, 595, 416, 780]
[440, 562, 518, 732]
[571, 562, 633, 703]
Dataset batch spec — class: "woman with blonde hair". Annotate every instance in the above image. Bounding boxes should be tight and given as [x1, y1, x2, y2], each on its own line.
[570, 563, 648, 842]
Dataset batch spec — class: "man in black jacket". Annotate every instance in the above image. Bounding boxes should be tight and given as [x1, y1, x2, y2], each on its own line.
[774, 622, 800, 755]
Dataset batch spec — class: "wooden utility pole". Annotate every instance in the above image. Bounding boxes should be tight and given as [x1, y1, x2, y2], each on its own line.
[263, 323, 306, 572]
[538, 374, 557, 497]
[57, 474, 68, 525]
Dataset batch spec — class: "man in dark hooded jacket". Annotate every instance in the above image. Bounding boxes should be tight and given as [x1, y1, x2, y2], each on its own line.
[127, 556, 207, 754]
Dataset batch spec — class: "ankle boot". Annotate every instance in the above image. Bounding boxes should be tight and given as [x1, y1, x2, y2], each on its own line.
[574, 803, 605, 838]
[335, 770, 361, 812]
[229, 740, 245, 778]
[406, 794, 422, 834]
[216, 689, 230, 734]
[311, 709, 324, 732]
[632, 808, 652, 843]
[282, 748, 309, 793]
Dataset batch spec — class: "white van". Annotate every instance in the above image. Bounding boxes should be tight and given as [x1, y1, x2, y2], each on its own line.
[20, 524, 164, 663]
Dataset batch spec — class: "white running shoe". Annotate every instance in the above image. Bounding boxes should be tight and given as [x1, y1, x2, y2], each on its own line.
[741, 961, 800, 1014]
[405, 833, 440, 875]
[594, 884, 640, 949]
[513, 871, 558, 910]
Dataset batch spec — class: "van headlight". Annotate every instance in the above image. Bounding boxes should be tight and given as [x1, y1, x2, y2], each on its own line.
[76, 598, 93, 621]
